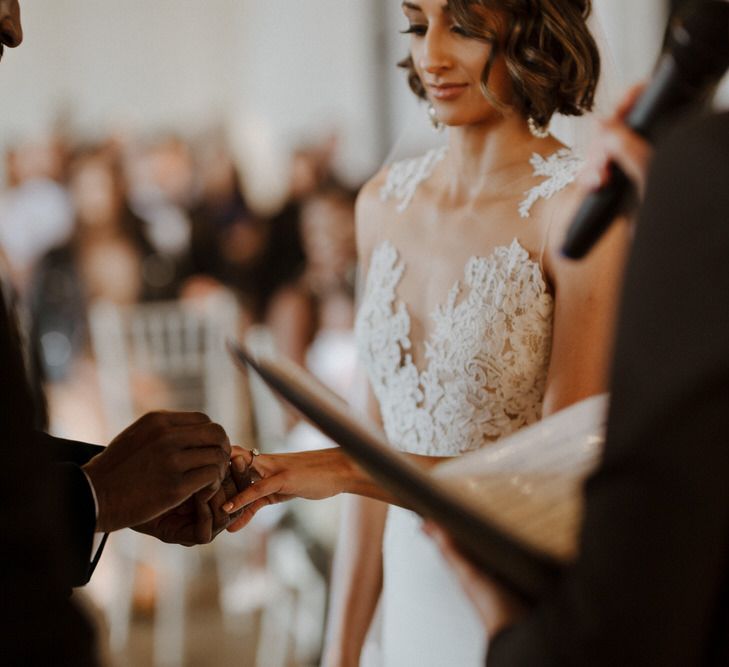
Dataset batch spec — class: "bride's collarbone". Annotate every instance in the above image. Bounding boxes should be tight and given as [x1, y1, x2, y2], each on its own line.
[384, 197, 547, 256]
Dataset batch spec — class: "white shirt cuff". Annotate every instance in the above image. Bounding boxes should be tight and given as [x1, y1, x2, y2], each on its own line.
[81, 468, 100, 523]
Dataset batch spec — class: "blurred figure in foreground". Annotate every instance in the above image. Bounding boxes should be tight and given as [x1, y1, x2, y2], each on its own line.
[428, 101, 729, 666]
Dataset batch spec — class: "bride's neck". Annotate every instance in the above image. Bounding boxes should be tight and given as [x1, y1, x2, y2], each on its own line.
[445, 115, 544, 203]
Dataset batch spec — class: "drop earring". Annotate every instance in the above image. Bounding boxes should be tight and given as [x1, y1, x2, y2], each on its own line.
[528, 116, 549, 139]
[428, 103, 444, 132]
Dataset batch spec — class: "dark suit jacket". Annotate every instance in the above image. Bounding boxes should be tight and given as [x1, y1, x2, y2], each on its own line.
[44, 433, 105, 585]
[488, 113, 729, 665]
[1, 288, 99, 664]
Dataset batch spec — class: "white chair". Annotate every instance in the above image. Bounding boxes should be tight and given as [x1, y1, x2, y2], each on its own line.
[88, 291, 248, 666]
[90, 291, 245, 438]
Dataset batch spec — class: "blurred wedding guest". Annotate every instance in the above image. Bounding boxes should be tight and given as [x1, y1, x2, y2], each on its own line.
[267, 181, 358, 367]
[28, 145, 178, 383]
[185, 143, 273, 321]
[284, 183, 360, 457]
[263, 144, 338, 291]
[300, 183, 357, 317]
[0, 137, 73, 290]
[429, 104, 729, 666]
[127, 134, 196, 261]
[188, 143, 248, 279]
[186, 143, 346, 346]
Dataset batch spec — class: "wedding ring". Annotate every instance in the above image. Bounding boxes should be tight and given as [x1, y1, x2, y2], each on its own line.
[249, 448, 262, 484]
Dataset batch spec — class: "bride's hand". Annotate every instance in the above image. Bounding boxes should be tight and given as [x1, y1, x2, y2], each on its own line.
[223, 446, 354, 532]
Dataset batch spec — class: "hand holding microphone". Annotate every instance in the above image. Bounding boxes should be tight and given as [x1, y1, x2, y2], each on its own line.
[579, 85, 653, 201]
[562, 1, 729, 260]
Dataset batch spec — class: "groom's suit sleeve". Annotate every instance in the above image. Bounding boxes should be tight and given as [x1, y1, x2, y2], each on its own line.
[1, 288, 98, 662]
[41, 433, 107, 587]
[487, 113, 729, 666]
[1, 412, 100, 663]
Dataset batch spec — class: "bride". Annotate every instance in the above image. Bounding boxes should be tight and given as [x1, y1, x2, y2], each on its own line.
[225, 1, 626, 664]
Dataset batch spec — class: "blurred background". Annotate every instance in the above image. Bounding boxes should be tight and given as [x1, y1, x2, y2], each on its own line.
[0, 1, 724, 665]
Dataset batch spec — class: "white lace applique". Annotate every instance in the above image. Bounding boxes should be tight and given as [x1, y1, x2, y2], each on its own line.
[355, 239, 554, 457]
[519, 148, 583, 219]
[380, 146, 447, 213]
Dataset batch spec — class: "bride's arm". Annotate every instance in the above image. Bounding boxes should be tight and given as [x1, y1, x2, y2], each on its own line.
[538, 184, 631, 417]
[223, 446, 443, 528]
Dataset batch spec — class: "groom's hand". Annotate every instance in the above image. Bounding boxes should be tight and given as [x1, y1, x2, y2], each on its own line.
[83, 411, 231, 533]
[134, 468, 246, 545]
[133, 494, 209, 546]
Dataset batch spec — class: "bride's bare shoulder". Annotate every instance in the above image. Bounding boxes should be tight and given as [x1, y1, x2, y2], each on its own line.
[357, 166, 390, 215]
[354, 166, 394, 261]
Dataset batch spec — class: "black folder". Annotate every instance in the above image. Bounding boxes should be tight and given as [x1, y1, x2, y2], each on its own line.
[230, 341, 566, 604]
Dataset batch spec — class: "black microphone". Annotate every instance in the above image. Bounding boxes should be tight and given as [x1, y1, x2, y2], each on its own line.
[562, 1, 729, 260]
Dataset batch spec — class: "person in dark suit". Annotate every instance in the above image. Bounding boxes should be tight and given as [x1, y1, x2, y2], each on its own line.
[1, 3, 243, 661]
[427, 102, 729, 664]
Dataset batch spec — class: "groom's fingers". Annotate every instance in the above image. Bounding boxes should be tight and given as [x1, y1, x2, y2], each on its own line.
[230, 454, 253, 491]
[193, 492, 214, 544]
[179, 464, 226, 501]
[163, 422, 231, 456]
[174, 446, 230, 482]
[158, 411, 211, 427]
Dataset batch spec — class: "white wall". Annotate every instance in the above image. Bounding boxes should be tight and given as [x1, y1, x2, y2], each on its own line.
[0, 1, 246, 136]
[232, 0, 382, 201]
[0, 0, 382, 188]
[594, 0, 668, 91]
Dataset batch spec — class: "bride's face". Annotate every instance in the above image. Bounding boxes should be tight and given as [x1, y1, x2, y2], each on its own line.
[402, 0, 510, 127]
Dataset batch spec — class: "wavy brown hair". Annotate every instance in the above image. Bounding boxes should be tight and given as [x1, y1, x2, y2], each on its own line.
[399, 0, 600, 129]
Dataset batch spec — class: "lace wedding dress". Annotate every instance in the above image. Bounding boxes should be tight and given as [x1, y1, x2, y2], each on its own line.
[354, 147, 581, 666]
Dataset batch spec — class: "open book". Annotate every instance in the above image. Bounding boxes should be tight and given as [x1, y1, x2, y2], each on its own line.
[229, 341, 607, 604]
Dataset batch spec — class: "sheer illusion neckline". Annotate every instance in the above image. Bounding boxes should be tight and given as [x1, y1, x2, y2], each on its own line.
[368, 236, 549, 373]
[380, 145, 583, 219]
[355, 146, 573, 456]
[355, 236, 554, 456]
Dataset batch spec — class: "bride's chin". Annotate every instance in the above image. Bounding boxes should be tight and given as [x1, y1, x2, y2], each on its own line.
[437, 109, 507, 131]
[431, 105, 496, 130]
[439, 117, 489, 130]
